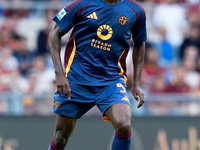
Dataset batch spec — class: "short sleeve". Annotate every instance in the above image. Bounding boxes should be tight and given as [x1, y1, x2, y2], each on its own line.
[131, 9, 147, 42]
[53, 0, 86, 33]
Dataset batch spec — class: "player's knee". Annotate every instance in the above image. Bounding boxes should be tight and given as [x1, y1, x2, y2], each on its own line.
[115, 122, 131, 135]
[54, 136, 67, 148]
[54, 131, 68, 148]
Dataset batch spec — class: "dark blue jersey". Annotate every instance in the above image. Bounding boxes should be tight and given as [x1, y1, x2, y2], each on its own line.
[53, 0, 147, 86]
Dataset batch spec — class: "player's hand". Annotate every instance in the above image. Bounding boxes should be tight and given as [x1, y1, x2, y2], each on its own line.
[55, 75, 71, 99]
[131, 84, 145, 108]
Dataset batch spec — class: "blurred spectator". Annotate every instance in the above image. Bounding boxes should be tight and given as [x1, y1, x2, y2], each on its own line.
[28, 56, 55, 95]
[1, 15, 19, 32]
[150, 75, 170, 93]
[0, 27, 12, 48]
[9, 69, 28, 92]
[0, 15, 22, 51]
[14, 37, 35, 77]
[0, 46, 18, 71]
[0, 75, 10, 92]
[187, 2, 200, 26]
[26, 74, 37, 93]
[150, 66, 190, 93]
[159, 40, 173, 67]
[152, 0, 188, 59]
[0, 47, 27, 92]
[168, 66, 190, 93]
[183, 45, 199, 60]
[0, 46, 18, 96]
[179, 24, 200, 60]
[141, 46, 165, 91]
[36, 9, 55, 56]
[181, 46, 200, 92]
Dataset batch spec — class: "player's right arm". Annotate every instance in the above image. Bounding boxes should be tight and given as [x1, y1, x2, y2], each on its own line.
[50, 1, 90, 97]
[49, 23, 71, 98]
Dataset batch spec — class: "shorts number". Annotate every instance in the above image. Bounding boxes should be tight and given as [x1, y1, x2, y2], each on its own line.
[116, 83, 126, 93]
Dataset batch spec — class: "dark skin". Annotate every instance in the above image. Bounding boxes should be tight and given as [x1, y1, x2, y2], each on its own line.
[104, 0, 120, 4]
[49, 24, 71, 99]
[49, 22, 145, 148]
[132, 41, 145, 108]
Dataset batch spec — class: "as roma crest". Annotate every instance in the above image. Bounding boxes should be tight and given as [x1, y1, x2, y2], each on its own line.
[53, 101, 59, 109]
[119, 16, 129, 26]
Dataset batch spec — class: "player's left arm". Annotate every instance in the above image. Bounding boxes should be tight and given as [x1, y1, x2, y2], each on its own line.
[131, 41, 145, 108]
[130, 7, 147, 108]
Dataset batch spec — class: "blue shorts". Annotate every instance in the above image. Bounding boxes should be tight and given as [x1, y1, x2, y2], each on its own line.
[52, 79, 131, 119]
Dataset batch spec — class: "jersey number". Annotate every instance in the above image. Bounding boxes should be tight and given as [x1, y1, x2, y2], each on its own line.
[116, 83, 126, 93]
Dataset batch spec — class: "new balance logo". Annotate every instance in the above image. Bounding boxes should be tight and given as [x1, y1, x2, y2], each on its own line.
[87, 12, 98, 19]
[122, 96, 130, 103]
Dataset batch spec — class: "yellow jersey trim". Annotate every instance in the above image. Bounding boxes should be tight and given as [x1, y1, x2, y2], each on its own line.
[65, 38, 76, 76]
[118, 50, 127, 83]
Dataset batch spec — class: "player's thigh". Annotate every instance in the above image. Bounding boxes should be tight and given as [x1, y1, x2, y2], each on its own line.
[55, 114, 77, 138]
[97, 81, 132, 124]
[105, 103, 132, 129]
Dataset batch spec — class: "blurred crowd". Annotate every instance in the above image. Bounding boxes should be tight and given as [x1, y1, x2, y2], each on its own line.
[0, 8, 57, 95]
[0, 0, 200, 115]
[125, 0, 200, 95]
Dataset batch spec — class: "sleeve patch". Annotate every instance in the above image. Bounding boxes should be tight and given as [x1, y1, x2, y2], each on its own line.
[56, 8, 67, 20]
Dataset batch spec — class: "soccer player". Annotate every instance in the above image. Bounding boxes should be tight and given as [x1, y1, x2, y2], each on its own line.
[48, 0, 146, 149]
